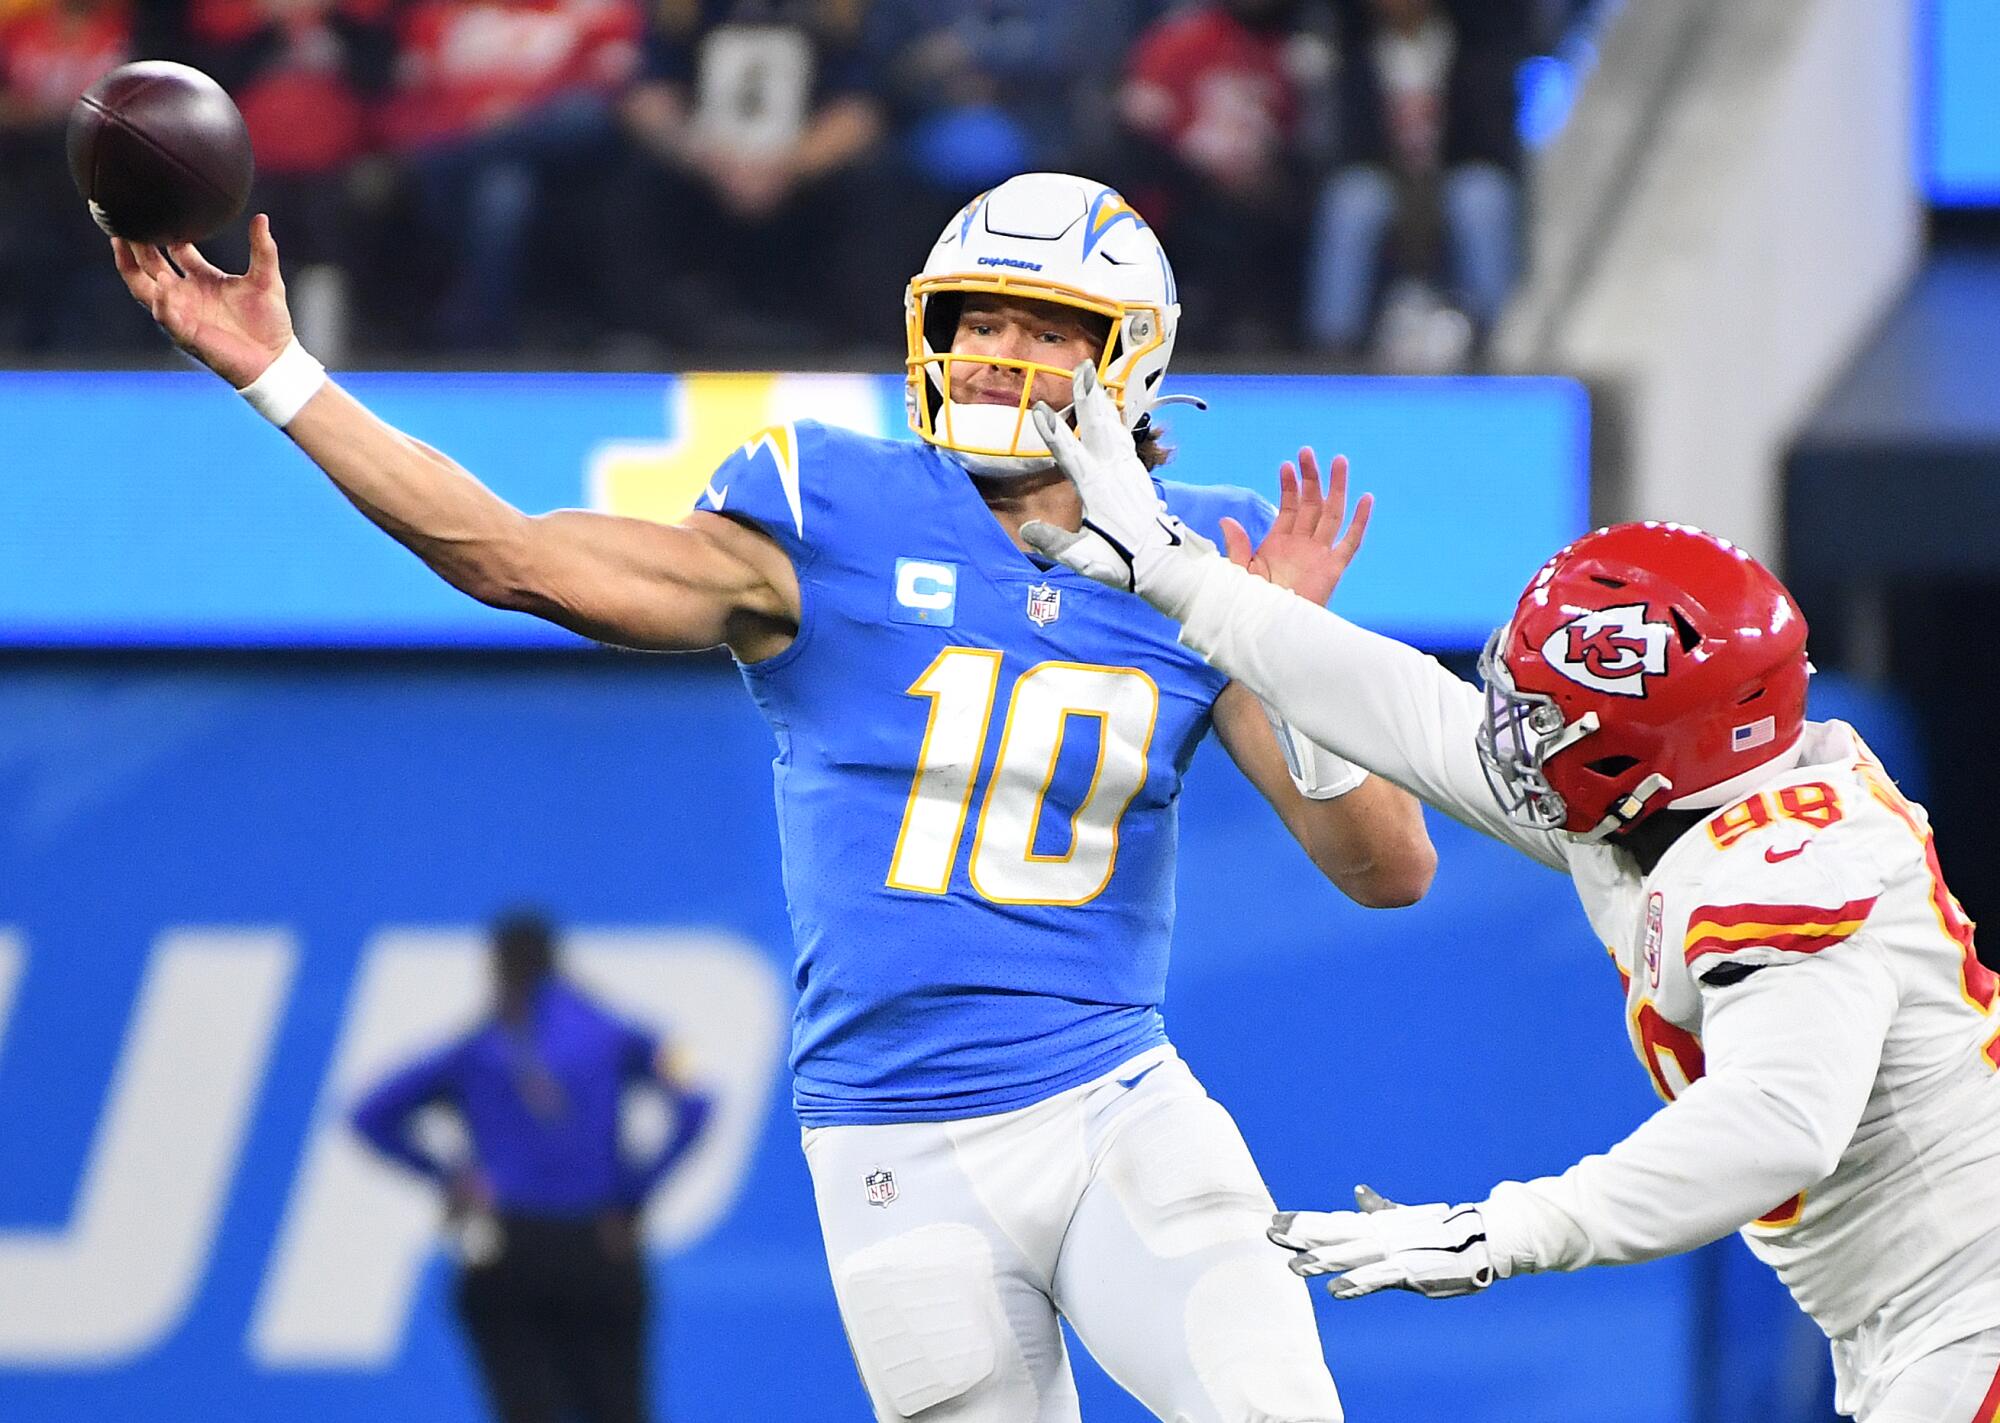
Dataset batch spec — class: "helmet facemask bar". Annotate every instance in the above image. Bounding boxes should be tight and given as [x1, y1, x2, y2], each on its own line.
[920, 352, 1120, 457]
[1475, 626, 1598, 832]
[905, 273, 1166, 464]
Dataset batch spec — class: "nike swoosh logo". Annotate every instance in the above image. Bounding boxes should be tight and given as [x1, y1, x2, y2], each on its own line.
[1116, 1063, 1163, 1091]
[1764, 844, 1808, 863]
[1156, 517, 1182, 547]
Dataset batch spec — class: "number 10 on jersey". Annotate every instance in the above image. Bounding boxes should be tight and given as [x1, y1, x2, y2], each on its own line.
[887, 648, 1160, 906]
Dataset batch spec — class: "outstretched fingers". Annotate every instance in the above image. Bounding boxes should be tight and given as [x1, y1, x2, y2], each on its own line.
[132, 240, 181, 286]
[248, 213, 282, 289]
[1295, 448, 1326, 521]
[1333, 492, 1375, 565]
[110, 237, 158, 304]
[1314, 453, 1350, 544]
[1219, 516, 1255, 567]
[1031, 400, 1086, 480]
[1272, 460, 1300, 538]
[167, 240, 227, 281]
[1069, 362, 1128, 459]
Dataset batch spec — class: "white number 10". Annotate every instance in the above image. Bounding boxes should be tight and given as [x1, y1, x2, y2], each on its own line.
[886, 648, 1160, 906]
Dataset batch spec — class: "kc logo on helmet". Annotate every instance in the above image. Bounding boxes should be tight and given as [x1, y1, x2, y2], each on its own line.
[1541, 603, 1672, 697]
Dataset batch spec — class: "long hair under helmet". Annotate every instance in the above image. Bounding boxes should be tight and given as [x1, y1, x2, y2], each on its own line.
[1475, 522, 1811, 841]
[906, 173, 1181, 478]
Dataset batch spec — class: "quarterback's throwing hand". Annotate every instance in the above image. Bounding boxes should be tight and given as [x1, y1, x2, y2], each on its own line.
[111, 213, 294, 388]
[1268, 1185, 1496, 1300]
[1021, 362, 1216, 615]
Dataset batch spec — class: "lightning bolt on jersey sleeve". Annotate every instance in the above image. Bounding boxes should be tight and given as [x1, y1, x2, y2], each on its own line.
[1480, 937, 1899, 1273]
[1175, 555, 1568, 870]
[694, 420, 821, 573]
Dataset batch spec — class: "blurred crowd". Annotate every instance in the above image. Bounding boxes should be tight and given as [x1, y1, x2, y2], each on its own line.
[1, 0, 1586, 366]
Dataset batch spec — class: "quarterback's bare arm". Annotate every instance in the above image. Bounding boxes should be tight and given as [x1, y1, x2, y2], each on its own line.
[1211, 681, 1436, 908]
[111, 221, 800, 659]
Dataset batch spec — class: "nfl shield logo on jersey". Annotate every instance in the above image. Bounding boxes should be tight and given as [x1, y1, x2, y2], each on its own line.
[1026, 582, 1061, 627]
[864, 1168, 898, 1207]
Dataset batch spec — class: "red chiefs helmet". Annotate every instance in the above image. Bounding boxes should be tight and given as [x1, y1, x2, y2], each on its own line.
[1474, 523, 1810, 840]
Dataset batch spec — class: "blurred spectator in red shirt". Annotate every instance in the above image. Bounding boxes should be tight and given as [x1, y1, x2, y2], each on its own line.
[1, 0, 120, 112]
[1119, 0, 1338, 352]
[380, 0, 642, 350]
[171, 0, 394, 360]
[1305, 0, 1525, 366]
[608, 0, 885, 353]
[0, 0, 147, 351]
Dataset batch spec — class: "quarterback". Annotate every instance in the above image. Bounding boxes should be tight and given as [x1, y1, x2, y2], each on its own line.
[1027, 367, 2000, 1423]
[109, 174, 1434, 1422]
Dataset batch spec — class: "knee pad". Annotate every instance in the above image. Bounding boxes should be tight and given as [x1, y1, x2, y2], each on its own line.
[1184, 1256, 1345, 1423]
[834, 1223, 1003, 1417]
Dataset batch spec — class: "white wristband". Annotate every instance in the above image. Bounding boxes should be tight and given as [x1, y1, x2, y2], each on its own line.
[236, 337, 327, 428]
[1261, 699, 1367, 800]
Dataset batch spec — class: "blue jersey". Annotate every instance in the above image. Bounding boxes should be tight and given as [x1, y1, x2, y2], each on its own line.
[697, 422, 1273, 1126]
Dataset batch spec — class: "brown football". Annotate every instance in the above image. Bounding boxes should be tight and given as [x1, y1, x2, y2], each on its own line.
[67, 61, 254, 245]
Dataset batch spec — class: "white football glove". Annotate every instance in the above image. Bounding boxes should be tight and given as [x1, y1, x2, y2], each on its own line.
[1020, 362, 1218, 618]
[1268, 1185, 1497, 1300]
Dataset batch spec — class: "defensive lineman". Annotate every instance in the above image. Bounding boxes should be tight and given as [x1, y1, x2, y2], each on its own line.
[1027, 366, 2000, 1423]
[109, 174, 1436, 1421]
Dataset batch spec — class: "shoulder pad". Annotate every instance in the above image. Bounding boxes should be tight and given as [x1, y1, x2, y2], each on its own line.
[1158, 480, 1276, 549]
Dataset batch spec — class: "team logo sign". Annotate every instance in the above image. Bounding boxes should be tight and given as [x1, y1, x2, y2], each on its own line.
[1026, 582, 1061, 627]
[864, 1168, 898, 1207]
[1541, 603, 1672, 697]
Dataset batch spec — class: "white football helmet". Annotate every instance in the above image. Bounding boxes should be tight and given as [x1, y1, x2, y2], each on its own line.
[905, 172, 1181, 478]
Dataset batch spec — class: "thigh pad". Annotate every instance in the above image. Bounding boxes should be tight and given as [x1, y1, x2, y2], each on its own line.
[835, 1222, 1004, 1417]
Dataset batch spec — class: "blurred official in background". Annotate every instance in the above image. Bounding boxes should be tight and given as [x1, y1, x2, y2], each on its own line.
[351, 911, 713, 1423]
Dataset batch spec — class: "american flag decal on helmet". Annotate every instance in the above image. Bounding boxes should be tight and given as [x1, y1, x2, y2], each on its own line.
[1732, 716, 1776, 752]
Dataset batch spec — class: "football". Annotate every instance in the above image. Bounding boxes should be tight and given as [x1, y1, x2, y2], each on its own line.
[66, 60, 254, 246]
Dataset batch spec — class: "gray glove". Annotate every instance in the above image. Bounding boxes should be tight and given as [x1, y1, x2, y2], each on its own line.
[1020, 363, 1219, 618]
[1269, 1185, 1498, 1300]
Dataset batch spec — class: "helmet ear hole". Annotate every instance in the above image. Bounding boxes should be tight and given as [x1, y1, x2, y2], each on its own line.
[1585, 754, 1640, 777]
[1738, 686, 1766, 705]
[1669, 607, 1702, 652]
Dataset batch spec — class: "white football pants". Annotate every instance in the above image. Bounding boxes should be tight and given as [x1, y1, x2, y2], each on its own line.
[802, 1045, 1343, 1422]
[1855, 1326, 2000, 1422]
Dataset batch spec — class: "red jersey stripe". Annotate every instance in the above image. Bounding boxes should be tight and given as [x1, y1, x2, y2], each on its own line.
[1971, 1350, 2000, 1423]
[1685, 925, 1866, 966]
[1686, 896, 1878, 932]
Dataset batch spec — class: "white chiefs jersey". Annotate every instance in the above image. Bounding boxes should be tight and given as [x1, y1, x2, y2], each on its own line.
[1561, 721, 2000, 1393]
[1175, 566, 2000, 1412]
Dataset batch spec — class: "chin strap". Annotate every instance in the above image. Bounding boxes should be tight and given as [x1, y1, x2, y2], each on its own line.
[1581, 773, 1675, 841]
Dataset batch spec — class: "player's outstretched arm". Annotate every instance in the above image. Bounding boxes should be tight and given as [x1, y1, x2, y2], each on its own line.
[1023, 364, 1564, 869]
[1273, 942, 1898, 1297]
[110, 220, 796, 655]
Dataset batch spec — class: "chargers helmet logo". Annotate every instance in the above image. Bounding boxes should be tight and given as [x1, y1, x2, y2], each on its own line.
[1541, 603, 1672, 697]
